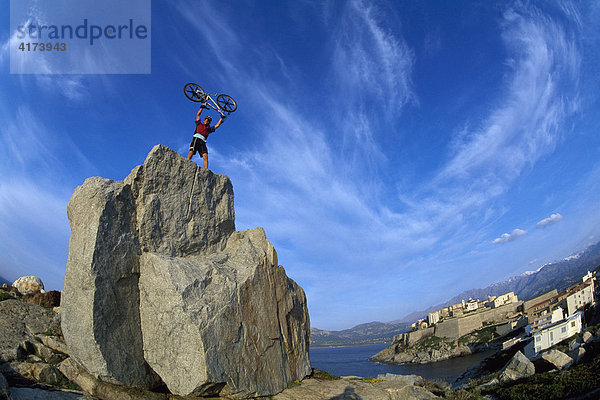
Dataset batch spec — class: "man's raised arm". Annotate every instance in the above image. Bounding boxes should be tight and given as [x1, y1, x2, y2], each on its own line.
[195, 105, 208, 122]
[214, 115, 226, 129]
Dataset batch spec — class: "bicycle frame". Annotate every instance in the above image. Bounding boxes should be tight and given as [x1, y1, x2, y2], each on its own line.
[184, 83, 237, 116]
[200, 92, 227, 116]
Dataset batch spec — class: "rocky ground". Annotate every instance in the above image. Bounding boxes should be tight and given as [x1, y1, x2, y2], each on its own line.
[0, 286, 442, 400]
[4, 282, 600, 400]
[370, 326, 502, 365]
[450, 320, 600, 399]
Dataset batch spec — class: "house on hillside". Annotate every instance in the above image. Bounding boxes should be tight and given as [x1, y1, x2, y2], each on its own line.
[465, 298, 478, 311]
[491, 292, 518, 308]
[427, 311, 440, 326]
[526, 307, 564, 335]
[523, 289, 559, 316]
[565, 281, 594, 316]
[525, 311, 583, 356]
[527, 291, 569, 323]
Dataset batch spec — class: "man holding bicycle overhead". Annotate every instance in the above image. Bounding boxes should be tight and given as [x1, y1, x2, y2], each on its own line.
[186, 104, 225, 168]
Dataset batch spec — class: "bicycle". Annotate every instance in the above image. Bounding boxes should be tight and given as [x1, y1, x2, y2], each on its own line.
[184, 83, 237, 117]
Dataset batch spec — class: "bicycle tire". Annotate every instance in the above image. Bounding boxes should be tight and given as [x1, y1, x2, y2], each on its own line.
[184, 83, 205, 102]
[217, 94, 237, 112]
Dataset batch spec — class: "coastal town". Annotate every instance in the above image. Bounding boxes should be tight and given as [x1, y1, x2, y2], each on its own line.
[389, 270, 597, 359]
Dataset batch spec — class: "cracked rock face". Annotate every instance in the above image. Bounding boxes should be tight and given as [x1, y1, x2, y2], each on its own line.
[140, 229, 311, 397]
[61, 145, 310, 397]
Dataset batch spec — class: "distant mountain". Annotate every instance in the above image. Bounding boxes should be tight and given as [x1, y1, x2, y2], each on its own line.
[312, 241, 600, 346]
[396, 240, 600, 324]
[311, 321, 411, 347]
[0, 275, 10, 286]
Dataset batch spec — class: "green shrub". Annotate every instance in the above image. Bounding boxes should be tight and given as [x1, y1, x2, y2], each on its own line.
[418, 335, 444, 348]
[0, 291, 14, 302]
[311, 369, 340, 381]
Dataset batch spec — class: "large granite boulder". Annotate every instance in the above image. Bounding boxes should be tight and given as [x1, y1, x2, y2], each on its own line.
[139, 228, 310, 397]
[498, 351, 535, 383]
[61, 177, 159, 389]
[541, 349, 573, 370]
[61, 145, 310, 398]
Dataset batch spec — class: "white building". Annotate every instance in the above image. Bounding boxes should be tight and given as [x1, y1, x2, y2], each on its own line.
[465, 298, 478, 311]
[491, 292, 518, 308]
[531, 311, 583, 354]
[526, 307, 564, 336]
[427, 311, 440, 326]
[566, 282, 594, 316]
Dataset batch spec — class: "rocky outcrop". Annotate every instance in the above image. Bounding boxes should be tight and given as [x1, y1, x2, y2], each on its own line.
[371, 341, 486, 364]
[371, 330, 499, 365]
[22, 290, 61, 308]
[61, 176, 160, 389]
[61, 145, 310, 398]
[139, 229, 310, 397]
[12, 276, 44, 295]
[498, 351, 535, 383]
[0, 300, 61, 363]
[541, 349, 573, 370]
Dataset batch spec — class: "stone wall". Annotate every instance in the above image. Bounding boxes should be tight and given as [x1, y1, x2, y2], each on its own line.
[411, 301, 525, 340]
[523, 289, 558, 312]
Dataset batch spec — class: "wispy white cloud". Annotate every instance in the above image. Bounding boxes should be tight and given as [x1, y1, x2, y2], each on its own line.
[1, 16, 87, 101]
[171, 1, 584, 328]
[492, 228, 528, 245]
[401, 3, 581, 239]
[537, 212, 564, 228]
[331, 0, 415, 114]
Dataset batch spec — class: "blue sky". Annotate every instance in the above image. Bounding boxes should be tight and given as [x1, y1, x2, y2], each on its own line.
[2, 1, 600, 330]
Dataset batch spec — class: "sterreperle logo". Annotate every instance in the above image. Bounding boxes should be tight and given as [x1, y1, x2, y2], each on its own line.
[16, 19, 149, 46]
[10, 0, 152, 74]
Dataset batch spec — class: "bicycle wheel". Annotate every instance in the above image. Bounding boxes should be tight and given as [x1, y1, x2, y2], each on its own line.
[217, 94, 237, 112]
[184, 83, 205, 102]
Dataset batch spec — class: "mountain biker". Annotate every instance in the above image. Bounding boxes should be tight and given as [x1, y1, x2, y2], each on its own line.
[186, 105, 225, 168]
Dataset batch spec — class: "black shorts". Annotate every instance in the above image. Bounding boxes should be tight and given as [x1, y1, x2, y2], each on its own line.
[189, 137, 208, 156]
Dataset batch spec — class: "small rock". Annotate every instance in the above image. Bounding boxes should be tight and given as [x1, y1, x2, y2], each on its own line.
[569, 338, 582, 352]
[499, 351, 535, 383]
[541, 349, 573, 370]
[12, 276, 45, 295]
[480, 378, 499, 387]
[23, 291, 61, 308]
[583, 331, 593, 343]
[9, 361, 66, 386]
[39, 335, 69, 355]
[572, 347, 586, 364]
[31, 340, 68, 365]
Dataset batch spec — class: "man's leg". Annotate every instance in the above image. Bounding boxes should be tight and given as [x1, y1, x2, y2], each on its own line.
[202, 153, 208, 168]
[187, 150, 194, 160]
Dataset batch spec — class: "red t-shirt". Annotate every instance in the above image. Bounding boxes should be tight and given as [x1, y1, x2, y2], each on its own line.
[195, 121, 216, 139]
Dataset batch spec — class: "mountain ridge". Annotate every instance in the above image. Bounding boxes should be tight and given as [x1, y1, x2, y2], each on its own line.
[310, 321, 411, 347]
[312, 241, 600, 345]
[393, 240, 600, 324]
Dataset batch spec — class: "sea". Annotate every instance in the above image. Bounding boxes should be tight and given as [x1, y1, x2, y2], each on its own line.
[309, 343, 493, 384]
